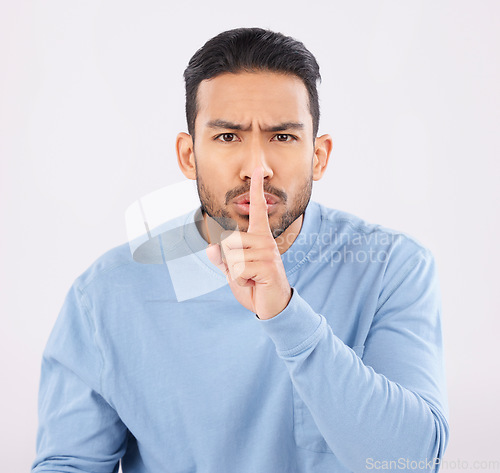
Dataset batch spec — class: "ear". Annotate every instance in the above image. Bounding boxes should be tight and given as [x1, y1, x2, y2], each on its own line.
[176, 132, 197, 180]
[312, 134, 333, 181]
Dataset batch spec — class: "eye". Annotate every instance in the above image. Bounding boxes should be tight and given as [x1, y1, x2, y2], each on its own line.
[215, 133, 238, 143]
[272, 134, 297, 142]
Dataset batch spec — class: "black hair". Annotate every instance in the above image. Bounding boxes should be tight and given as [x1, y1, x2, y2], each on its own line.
[183, 27, 321, 142]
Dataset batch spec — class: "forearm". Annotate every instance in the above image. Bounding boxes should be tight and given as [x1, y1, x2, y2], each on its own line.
[258, 289, 449, 472]
[288, 320, 445, 471]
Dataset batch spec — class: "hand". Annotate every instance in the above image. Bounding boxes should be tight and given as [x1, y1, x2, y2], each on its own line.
[206, 167, 292, 320]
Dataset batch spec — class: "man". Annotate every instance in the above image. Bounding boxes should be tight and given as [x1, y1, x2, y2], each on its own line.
[32, 28, 449, 473]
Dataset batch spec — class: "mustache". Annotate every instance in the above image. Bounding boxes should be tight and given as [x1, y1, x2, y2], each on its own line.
[225, 183, 288, 204]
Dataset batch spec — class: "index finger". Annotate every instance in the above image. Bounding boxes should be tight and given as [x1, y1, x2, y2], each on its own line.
[248, 167, 272, 235]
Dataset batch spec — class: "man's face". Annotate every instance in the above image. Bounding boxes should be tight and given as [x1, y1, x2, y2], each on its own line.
[192, 70, 316, 238]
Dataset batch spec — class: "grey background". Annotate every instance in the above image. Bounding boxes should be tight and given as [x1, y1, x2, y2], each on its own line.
[1, 0, 499, 471]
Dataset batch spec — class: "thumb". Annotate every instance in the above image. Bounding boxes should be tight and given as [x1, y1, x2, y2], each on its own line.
[206, 243, 230, 277]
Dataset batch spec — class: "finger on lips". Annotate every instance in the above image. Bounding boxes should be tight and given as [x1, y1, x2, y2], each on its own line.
[248, 167, 272, 235]
[214, 167, 274, 282]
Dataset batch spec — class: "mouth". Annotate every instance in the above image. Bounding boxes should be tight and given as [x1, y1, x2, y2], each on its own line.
[232, 192, 280, 215]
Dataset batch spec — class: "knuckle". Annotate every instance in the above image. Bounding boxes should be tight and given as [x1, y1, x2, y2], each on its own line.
[233, 261, 244, 276]
[236, 278, 247, 287]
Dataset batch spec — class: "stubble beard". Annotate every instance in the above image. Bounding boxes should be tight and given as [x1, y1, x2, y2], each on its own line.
[194, 157, 313, 239]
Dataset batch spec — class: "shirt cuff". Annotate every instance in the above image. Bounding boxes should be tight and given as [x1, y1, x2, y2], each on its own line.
[255, 287, 326, 356]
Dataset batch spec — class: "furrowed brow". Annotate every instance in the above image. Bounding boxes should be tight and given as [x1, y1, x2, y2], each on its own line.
[206, 120, 246, 131]
[205, 120, 304, 132]
[263, 122, 305, 132]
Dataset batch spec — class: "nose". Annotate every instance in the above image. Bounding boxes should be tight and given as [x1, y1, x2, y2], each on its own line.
[239, 137, 274, 181]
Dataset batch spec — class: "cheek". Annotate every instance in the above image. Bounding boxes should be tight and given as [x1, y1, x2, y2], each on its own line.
[284, 171, 312, 201]
[281, 162, 311, 184]
[198, 169, 230, 202]
[198, 151, 238, 175]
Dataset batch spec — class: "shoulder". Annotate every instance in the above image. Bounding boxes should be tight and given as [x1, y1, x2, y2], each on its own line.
[312, 201, 434, 262]
[73, 240, 138, 294]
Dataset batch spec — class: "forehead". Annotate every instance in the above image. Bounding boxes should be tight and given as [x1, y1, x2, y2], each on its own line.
[195, 71, 311, 130]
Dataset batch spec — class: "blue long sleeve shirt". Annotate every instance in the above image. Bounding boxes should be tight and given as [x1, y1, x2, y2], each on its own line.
[32, 200, 449, 472]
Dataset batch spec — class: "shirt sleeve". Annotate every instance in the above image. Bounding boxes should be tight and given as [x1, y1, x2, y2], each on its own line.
[31, 283, 129, 473]
[257, 248, 449, 472]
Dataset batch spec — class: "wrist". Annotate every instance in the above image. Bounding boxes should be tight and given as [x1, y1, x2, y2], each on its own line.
[255, 287, 294, 320]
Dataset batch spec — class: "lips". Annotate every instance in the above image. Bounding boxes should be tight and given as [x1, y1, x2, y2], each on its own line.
[232, 192, 280, 206]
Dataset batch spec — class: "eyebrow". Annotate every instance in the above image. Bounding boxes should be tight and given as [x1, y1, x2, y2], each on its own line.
[205, 119, 305, 133]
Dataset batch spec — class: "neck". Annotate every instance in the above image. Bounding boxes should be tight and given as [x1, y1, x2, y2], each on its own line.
[197, 210, 303, 255]
[274, 215, 303, 254]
